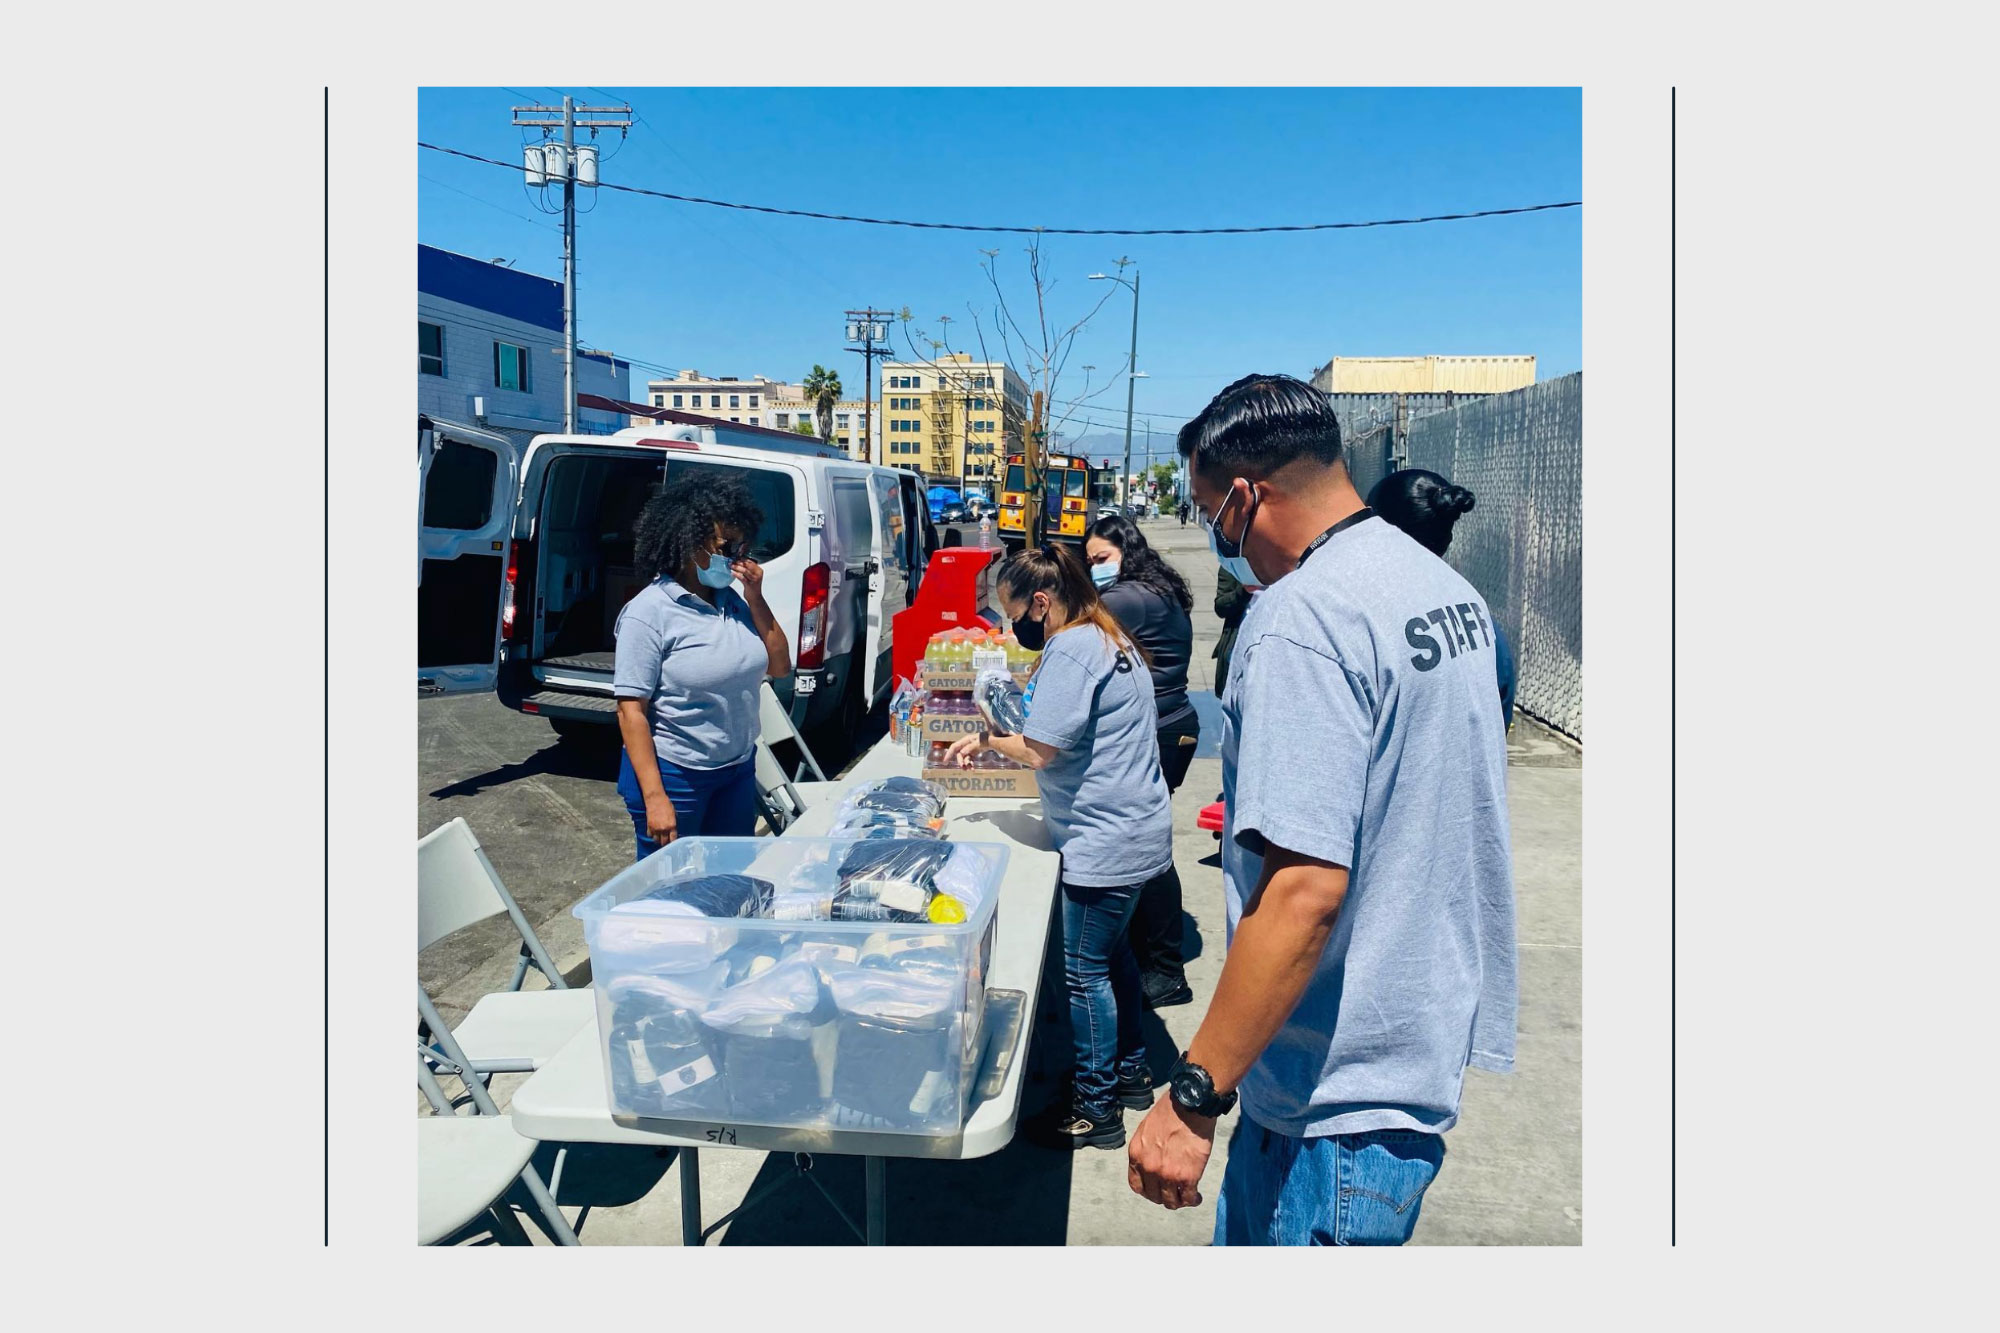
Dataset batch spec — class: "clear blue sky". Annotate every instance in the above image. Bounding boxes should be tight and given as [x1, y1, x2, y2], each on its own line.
[418, 87, 1579, 457]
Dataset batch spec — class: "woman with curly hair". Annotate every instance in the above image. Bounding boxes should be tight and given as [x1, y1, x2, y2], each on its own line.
[1084, 512, 1199, 1009]
[612, 473, 792, 858]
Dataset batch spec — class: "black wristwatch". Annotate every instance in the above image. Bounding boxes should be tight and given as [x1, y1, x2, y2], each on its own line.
[1168, 1056, 1237, 1120]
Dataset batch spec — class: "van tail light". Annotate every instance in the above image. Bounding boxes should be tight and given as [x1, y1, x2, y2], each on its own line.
[501, 541, 524, 642]
[797, 561, 830, 668]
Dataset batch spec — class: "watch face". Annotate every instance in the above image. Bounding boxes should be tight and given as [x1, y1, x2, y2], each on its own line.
[1171, 1067, 1209, 1110]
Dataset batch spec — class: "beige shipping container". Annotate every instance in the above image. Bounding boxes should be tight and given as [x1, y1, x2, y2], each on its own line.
[1310, 355, 1536, 394]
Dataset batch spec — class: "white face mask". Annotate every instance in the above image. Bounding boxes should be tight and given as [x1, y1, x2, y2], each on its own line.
[1090, 559, 1120, 589]
[1205, 485, 1261, 586]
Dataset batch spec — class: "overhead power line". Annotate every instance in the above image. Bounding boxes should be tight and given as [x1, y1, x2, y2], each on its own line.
[419, 141, 1580, 237]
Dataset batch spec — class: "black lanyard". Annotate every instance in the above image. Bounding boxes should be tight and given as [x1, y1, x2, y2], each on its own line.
[1298, 507, 1375, 568]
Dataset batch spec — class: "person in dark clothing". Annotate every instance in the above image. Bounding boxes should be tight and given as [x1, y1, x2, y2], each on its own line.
[1366, 470, 1516, 729]
[1085, 514, 1199, 1009]
[1211, 565, 1254, 699]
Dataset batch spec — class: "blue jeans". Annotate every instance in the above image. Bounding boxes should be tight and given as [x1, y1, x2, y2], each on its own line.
[616, 749, 759, 860]
[1214, 1117, 1446, 1246]
[1061, 878, 1150, 1121]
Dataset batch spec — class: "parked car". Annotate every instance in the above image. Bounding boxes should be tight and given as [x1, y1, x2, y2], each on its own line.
[939, 502, 971, 524]
[417, 415, 936, 743]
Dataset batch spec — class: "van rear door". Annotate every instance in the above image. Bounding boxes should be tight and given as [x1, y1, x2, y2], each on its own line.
[896, 469, 931, 593]
[866, 469, 912, 700]
[418, 418, 517, 695]
[823, 466, 894, 705]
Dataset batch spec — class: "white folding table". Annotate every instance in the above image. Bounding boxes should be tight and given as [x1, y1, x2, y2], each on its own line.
[508, 735, 1060, 1245]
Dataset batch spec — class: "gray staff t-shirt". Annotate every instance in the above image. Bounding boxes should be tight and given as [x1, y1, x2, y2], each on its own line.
[1221, 515, 1517, 1138]
[1021, 623, 1174, 888]
[613, 577, 769, 771]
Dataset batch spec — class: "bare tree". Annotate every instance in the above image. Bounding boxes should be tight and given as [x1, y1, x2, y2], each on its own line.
[884, 238, 1122, 536]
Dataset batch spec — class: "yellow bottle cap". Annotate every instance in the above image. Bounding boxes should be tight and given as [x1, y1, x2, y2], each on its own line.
[927, 893, 967, 925]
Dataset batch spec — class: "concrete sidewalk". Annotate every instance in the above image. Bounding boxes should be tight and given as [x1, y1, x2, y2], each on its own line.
[419, 518, 1581, 1245]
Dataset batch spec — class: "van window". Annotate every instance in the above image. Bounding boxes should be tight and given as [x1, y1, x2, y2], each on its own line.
[831, 477, 875, 550]
[663, 459, 796, 562]
[422, 441, 497, 530]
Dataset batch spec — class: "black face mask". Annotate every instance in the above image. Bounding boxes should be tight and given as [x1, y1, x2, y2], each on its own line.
[1013, 605, 1047, 651]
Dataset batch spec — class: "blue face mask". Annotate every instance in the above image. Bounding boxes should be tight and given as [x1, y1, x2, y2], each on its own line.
[1090, 559, 1120, 590]
[696, 552, 735, 589]
[1206, 484, 1262, 586]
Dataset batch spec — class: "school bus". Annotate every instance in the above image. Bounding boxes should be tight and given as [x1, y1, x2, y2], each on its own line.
[996, 451, 1092, 547]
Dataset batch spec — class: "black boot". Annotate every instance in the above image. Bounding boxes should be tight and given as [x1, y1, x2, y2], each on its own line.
[1115, 1067, 1157, 1111]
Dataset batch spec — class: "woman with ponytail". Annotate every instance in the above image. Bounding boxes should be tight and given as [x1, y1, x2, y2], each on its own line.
[944, 541, 1174, 1150]
[1367, 469, 1516, 729]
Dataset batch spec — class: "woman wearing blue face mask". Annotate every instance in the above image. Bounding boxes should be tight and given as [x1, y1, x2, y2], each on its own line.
[1084, 514, 1199, 1008]
[612, 474, 793, 858]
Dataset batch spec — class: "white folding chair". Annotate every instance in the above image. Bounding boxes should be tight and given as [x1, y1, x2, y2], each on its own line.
[760, 680, 828, 783]
[419, 818, 594, 1078]
[418, 986, 580, 1246]
[752, 740, 810, 834]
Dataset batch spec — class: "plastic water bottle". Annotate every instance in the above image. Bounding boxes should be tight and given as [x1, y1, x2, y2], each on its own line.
[978, 514, 994, 548]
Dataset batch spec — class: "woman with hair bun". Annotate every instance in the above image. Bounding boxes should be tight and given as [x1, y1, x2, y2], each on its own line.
[1367, 469, 1516, 728]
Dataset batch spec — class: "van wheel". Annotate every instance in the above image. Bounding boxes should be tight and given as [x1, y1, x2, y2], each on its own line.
[839, 666, 870, 740]
[549, 718, 615, 748]
[809, 668, 869, 767]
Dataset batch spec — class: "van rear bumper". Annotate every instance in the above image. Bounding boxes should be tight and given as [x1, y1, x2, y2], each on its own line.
[495, 654, 832, 731]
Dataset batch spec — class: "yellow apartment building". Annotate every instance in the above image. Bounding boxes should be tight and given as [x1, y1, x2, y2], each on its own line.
[879, 353, 1030, 487]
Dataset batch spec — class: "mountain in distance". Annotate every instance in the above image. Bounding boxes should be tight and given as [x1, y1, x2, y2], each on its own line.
[1057, 431, 1181, 469]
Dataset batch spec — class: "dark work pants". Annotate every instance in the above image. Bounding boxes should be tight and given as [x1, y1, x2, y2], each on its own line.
[1132, 705, 1200, 990]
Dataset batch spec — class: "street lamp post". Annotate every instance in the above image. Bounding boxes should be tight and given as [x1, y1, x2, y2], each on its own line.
[1090, 264, 1143, 508]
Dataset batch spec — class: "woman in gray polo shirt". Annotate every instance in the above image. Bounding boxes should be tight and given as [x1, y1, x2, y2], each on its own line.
[943, 543, 1175, 1150]
[612, 474, 793, 859]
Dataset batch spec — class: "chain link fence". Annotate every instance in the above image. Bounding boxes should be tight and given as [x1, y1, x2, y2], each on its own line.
[1341, 374, 1583, 741]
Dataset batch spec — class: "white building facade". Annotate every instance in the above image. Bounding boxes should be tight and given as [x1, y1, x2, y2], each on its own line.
[418, 245, 630, 456]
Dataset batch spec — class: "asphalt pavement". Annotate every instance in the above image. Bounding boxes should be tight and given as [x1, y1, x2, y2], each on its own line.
[418, 516, 1582, 1245]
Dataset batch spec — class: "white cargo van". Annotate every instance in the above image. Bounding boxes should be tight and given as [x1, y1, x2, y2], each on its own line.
[418, 415, 935, 742]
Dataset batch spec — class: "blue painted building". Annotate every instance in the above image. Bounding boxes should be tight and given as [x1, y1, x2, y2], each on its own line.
[417, 245, 631, 453]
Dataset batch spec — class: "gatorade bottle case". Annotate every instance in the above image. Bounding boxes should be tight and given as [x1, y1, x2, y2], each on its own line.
[574, 837, 1006, 1137]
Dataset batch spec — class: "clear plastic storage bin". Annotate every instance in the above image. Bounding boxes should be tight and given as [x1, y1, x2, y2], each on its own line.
[573, 837, 1006, 1136]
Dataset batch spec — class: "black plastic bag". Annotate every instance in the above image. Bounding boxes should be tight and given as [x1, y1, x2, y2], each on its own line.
[633, 873, 775, 920]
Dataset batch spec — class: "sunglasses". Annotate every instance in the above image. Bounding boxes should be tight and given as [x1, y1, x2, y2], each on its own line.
[715, 538, 749, 560]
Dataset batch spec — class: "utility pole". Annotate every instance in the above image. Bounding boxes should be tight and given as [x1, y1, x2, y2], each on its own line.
[1090, 258, 1142, 506]
[561, 98, 575, 432]
[1119, 261, 1139, 507]
[845, 309, 893, 463]
[513, 98, 631, 434]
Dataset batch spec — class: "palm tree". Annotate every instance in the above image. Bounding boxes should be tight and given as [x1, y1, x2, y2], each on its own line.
[802, 364, 842, 450]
